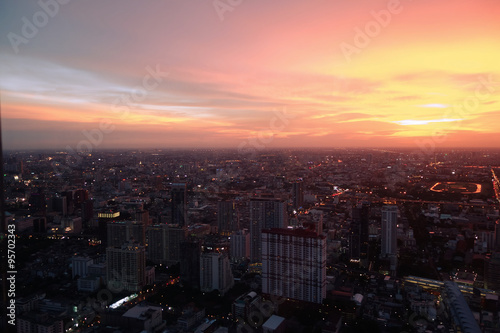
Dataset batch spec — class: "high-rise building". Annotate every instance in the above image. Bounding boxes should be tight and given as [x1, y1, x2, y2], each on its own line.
[381, 205, 398, 257]
[107, 221, 146, 247]
[494, 220, 500, 251]
[292, 181, 304, 210]
[98, 209, 121, 243]
[180, 240, 202, 289]
[146, 224, 185, 265]
[133, 210, 151, 226]
[171, 183, 188, 226]
[74, 189, 89, 205]
[485, 252, 500, 292]
[52, 195, 67, 217]
[262, 228, 326, 304]
[72, 256, 94, 278]
[349, 203, 369, 263]
[106, 241, 146, 292]
[230, 229, 250, 261]
[250, 199, 287, 262]
[80, 199, 94, 228]
[200, 252, 234, 296]
[217, 201, 238, 234]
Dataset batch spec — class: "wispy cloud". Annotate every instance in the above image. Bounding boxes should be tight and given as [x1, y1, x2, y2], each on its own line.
[394, 118, 462, 126]
[416, 103, 449, 108]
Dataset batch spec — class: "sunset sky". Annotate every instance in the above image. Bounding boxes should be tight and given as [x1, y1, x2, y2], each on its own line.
[1, 0, 500, 150]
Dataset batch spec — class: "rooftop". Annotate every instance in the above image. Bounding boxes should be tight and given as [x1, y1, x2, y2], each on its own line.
[262, 315, 285, 330]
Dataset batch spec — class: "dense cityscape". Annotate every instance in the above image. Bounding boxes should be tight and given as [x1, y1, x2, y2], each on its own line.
[2, 1, 500, 332]
[1, 148, 500, 332]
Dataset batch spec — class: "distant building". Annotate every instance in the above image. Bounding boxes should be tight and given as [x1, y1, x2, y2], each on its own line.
[232, 291, 261, 322]
[292, 181, 304, 209]
[97, 208, 121, 242]
[146, 224, 185, 265]
[218, 201, 238, 234]
[145, 266, 155, 286]
[107, 221, 146, 247]
[230, 229, 250, 261]
[171, 183, 188, 226]
[262, 228, 326, 304]
[80, 199, 94, 228]
[18, 312, 64, 333]
[122, 304, 165, 332]
[106, 241, 146, 292]
[485, 252, 500, 292]
[442, 281, 481, 333]
[250, 199, 287, 262]
[88, 263, 106, 279]
[77, 276, 101, 292]
[495, 220, 500, 251]
[200, 252, 234, 295]
[133, 209, 151, 226]
[381, 205, 398, 257]
[262, 315, 286, 333]
[349, 204, 369, 262]
[178, 306, 205, 331]
[180, 240, 202, 289]
[72, 256, 93, 278]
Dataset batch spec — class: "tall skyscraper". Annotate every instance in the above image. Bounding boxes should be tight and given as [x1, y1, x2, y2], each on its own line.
[262, 228, 326, 304]
[485, 252, 500, 292]
[494, 220, 500, 251]
[249, 199, 287, 262]
[349, 203, 369, 263]
[292, 181, 304, 210]
[146, 224, 185, 265]
[107, 221, 146, 248]
[180, 239, 201, 289]
[217, 201, 238, 234]
[106, 241, 146, 292]
[171, 183, 188, 226]
[80, 199, 94, 229]
[97, 209, 120, 244]
[230, 229, 250, 261]
[381, 205, 398, 257]
[200, 252, 234, 296]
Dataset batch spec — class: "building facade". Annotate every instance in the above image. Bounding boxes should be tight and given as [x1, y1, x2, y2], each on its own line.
[146, 224, 185, 265]
[171, 183, 188, 226]
[200, 252, 234, 295]
[217, 200, 238, 234]
[250, 199, 287, 262]
[262, 228, 326, 304]
[106, 241, 146, 292]
[381, 205, 398, 257]
[230, 229, 250, 261]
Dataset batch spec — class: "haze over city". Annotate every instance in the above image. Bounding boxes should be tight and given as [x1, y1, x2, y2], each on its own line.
[1, 0, 500, 150]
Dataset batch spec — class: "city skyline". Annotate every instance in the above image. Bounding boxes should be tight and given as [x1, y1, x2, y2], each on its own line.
[3, 147, 500, 331]
[1, 0, 500, 150]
